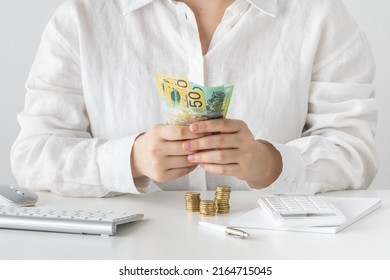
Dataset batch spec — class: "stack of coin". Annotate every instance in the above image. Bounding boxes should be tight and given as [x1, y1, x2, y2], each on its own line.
[185, 192, 201, 212]
[199, 200, 216, 216]
[214, 185, 231, 214]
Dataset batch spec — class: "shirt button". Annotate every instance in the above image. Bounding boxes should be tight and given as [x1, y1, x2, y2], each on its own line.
[224, 24, 233, 30]
[290, 181, 298, 191]
[193, 58, 200, 65]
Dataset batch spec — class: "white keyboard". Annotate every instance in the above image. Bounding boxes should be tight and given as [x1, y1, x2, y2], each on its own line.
[258, 196, 346, 227]
[0, 205, 144, 236]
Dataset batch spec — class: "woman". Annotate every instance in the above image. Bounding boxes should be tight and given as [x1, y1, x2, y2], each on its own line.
[11, 0, 377, 197]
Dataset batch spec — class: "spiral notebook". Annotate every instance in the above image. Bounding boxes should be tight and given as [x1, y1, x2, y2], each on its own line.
[230, 197, 381, 234]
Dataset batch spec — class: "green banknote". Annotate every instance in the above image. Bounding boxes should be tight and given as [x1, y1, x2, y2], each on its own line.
[155, 74, 234, 125]
[190, 82, 234, 120]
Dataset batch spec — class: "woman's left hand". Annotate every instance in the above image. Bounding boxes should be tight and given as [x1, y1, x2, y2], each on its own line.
[182, 119, 283, 188]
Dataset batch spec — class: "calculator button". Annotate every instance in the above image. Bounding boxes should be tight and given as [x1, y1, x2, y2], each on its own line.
[258, 196, 346, 227]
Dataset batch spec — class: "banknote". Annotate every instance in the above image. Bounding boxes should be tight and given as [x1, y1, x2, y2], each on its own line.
[221, 85, 234, 118]
[155, 74, 190, 95]
[155, 74, 234, 125]
[190, 82, 234, 120]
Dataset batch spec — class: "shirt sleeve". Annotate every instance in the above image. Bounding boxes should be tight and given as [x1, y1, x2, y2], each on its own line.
[10, 2, 158, 197]
[265, 0, 378, 195]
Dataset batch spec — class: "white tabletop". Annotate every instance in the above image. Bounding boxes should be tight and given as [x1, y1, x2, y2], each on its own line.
[0, 189, 389, 260]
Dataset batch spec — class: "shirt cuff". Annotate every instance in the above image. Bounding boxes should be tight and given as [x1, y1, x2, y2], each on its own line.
[262, 142, 307, 195]
[97, 134, 160, 195]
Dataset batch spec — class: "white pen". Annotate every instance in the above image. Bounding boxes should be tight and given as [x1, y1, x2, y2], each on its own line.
[198, 221, 249, 239]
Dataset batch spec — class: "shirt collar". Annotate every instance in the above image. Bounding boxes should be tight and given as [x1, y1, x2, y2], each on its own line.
[119, 0, 154, 14]
[119, 0, 278, 17]
[248, 0, 278, 17]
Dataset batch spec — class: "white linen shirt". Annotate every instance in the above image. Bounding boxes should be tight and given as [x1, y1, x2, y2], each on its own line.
[11, 0, 377, 197]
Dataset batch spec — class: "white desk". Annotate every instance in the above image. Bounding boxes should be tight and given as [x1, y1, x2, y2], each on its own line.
[0, 190, 389, 260]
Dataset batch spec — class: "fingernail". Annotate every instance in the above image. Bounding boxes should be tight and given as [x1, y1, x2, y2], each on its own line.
[191, 123, 199, 132]
[183, 142, 191, 151]
[188, 154, 196, 162]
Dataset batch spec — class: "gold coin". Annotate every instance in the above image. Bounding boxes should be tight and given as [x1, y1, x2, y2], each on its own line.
[185, 192, 201, 212]
[199, 199, 216, 216]
[214, 185, 231, 214]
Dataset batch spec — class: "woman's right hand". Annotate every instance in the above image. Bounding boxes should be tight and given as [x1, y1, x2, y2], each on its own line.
[131, 124, 203, 182]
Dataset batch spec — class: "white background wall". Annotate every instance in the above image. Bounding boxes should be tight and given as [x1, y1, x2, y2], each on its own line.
[0, 0, 389, 189]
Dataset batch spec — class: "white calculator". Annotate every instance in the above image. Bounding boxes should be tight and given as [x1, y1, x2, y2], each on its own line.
[257, 196, 346, 227]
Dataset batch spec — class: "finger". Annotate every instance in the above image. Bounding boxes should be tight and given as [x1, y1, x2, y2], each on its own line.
[199, 163, 241, 177]
[163, 141, 195, 156]
[187, 149, 239, 164]
[164, 155, 199, 169]
[161, 166, 198, 182]
[158, 124, 204, 141]
[183, 134, 240, 152]
[189, 119, 246, 134]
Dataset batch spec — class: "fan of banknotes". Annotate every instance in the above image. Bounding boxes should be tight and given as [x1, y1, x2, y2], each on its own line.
[155, 74, 234, 125]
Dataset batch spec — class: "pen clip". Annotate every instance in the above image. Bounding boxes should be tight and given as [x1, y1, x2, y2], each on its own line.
[225, 227, 249, 239]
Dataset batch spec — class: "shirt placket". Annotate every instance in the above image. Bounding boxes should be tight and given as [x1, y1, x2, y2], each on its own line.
[208, 0, 250, 52]
[173, 2, 208, 191]
[174, 3, 204, 84]
[172, 1, 250, 191]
